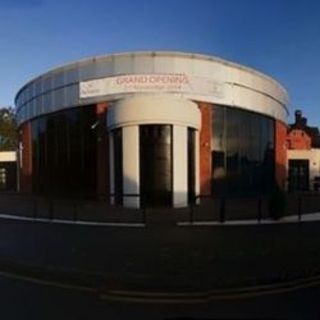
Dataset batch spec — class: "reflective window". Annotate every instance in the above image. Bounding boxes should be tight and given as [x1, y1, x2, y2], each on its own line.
[140, 125, 172, 207]
[31, 106, 97, 198]
[211, 106, 275, 195]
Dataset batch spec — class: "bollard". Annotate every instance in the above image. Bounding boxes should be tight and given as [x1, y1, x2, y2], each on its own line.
[220, 198, 226, 223]
[298, 197, 302, 221]
[257, 197, 262, 223]
[189, 202, 194, 224]
[142, 204, 147, 225]
[33, 198, 38, 219]
[48, 199, 54, 220]
[73, 203, 77, 221]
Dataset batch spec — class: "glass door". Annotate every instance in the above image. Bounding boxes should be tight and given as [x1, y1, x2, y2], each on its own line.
[139, 125, 172, 207]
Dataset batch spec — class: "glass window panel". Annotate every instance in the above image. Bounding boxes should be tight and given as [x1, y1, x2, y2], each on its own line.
[212, 105, 275, 196]
[139, 125, 172, 207]
[29, 106, 97, 199]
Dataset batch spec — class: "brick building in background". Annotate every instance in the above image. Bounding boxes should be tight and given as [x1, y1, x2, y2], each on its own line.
[287, 110, 320, 191]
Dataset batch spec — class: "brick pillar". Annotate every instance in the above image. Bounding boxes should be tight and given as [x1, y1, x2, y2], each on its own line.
[20, 122, 32, 193]
[198, 103, 212, 196]
[96, 102, 109, 200]
[275, 120, 287, 189]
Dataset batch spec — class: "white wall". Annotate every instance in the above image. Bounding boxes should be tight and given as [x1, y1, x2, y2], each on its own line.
[173, 126, 188, 207]
[107, 95, 201, 208]
[107, 95, 201, 130]
[122, 126, 140, 208]
[0, 151, 16, 162]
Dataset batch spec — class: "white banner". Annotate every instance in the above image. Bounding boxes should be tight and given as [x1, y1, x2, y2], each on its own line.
[80, 74, 224, 99]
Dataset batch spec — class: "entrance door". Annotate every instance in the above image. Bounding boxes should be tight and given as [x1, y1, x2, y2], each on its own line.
[140, 125, 172, 207]
[288, 159, 309, 192]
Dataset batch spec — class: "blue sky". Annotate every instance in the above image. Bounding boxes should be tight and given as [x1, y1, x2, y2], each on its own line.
[1, 0, 320, 124]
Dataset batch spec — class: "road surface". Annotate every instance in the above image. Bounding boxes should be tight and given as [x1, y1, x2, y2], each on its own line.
[1, 275, 320, 320]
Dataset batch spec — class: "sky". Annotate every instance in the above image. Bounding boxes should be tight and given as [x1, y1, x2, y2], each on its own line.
[0, 0, 320, 124]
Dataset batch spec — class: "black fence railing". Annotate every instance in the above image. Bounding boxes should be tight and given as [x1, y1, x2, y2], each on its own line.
[188, 194, 261, 223]
[187, 193, 318, 224]
[0, 192, 319, 225]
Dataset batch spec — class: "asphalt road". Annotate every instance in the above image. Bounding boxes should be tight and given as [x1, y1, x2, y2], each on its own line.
[2, 218, 320, 291]
[1, 275, 320, 320]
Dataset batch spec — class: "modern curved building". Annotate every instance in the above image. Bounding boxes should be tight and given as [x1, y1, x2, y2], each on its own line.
[15, 51, 288, 208]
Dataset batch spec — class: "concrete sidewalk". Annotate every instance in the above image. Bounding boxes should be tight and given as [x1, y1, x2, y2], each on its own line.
[179, 211, 320, 226]
[1, 209, 320, 227]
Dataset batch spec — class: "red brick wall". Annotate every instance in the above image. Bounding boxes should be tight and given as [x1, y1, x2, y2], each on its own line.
[275, 120, 287, 189]
[96, 102, 109, 200]
[20, 122, 32, 193]
[198, 103, 212, 196]
[287, 129, 312, 150]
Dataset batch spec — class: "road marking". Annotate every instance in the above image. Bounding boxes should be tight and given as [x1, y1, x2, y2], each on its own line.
[0, 270, 96, 293]
[178, 220, 298, 226]
[0, 213, 145, 228]
[1, 265, 320, 304]
[100, 278, 320, 303]
[107, 273, 320, 297]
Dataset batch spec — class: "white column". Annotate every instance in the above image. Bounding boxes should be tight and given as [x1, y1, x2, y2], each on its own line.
[195, 130, 200, 204]
[122, 126, 140, 208]
[173, 125, 188, 208]
[109, 132, 115, 205]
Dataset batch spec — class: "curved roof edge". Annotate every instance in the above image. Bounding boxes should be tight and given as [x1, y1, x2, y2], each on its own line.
[15, 51, 289, 105]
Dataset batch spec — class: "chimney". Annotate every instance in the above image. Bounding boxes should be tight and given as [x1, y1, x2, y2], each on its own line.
[295, 110, 302, 124]
[302, 117, 307, 126]
[294, 110, 302, 124]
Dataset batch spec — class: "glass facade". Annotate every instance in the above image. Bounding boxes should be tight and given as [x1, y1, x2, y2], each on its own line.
[26, 102, 276, 203]
[31, 106, 97, 198]
[211, 106, 275, 196]
[140, 125, 172, 207]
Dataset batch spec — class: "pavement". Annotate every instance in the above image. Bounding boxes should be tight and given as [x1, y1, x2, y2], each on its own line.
[179, 211, 320, 226]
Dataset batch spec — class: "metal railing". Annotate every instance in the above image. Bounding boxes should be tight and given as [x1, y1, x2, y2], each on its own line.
[0, 191, 319, 225]
[187, 193, 315, 224]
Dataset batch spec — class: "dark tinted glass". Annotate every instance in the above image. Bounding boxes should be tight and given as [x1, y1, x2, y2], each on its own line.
[140, 125, 172, 207]
[31, 106, 97, 198]
[211, 106, 275, 196]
